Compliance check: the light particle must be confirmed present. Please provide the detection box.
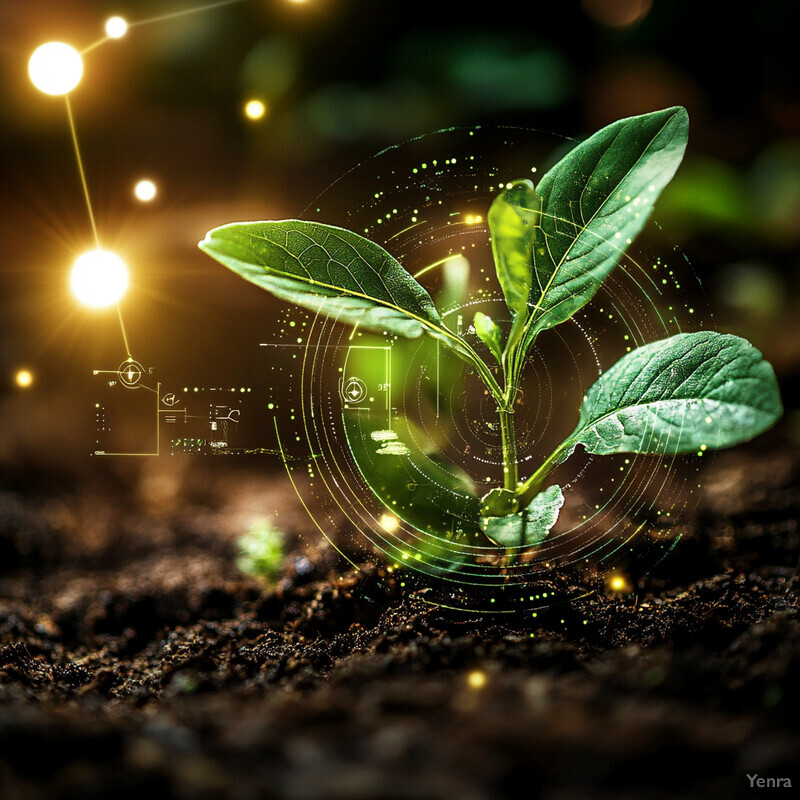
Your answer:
[71,250,128,308]
[134,179,157,202]
[105,17,128,39]
[244,99,267,120]
[467,670,487,690]
[15,370,33,388]
[29,42,83,96]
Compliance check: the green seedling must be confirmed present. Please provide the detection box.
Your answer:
[236,521,285,581]
[201,108,782,564]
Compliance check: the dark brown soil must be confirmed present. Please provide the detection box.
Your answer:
[1,438,798,800]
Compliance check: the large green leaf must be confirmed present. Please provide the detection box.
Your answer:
[488,179,538,349]
[199,221,496,388]
[200,220,442,337]
[520,107,689,353]
[568,331,782,456]
[481,484,564,549]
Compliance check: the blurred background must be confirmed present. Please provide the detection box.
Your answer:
[0,0,798,555]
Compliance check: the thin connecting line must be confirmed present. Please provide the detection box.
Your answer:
[81,0,245,54]
[116,304,133,360]
[66,97,134,359]
[67,0,247,365]
[129,0,244,28]
[81,37,109,55]
[65,95,100,248]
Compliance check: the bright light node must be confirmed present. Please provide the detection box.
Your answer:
[28,42,83,96]
[467,670,487,690]
[71,249,129,308]
[134,179,157,202]
[105,16,128,38]
[15,370,34,389]
[607,574,629,593]
[244,99,267,121]
[379,513,399,533]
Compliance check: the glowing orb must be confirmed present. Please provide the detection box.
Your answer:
[379,513,399,533]
[134,179,157,202]
[105,16,128,38]
[244,99,266,120]
[71,250,129,308]
[467,670,487,690]
[607,573,630,593]
[28,42,83,96]
[15,370,33,388]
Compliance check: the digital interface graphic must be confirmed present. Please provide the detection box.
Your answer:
[30,3,713,615]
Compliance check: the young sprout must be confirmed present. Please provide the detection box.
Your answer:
[201,108,782,569]
[236,521,285,582]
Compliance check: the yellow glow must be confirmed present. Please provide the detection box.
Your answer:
[134,179,157,202]
[29,42,83,96]
[244,99,267,120]
[607,574,629,593]
[15,370,33,388]
[379,513,399,533]
[71,250,129,308]
[105,17,128,38]
[464,214,483,224]
[467,670,487,690]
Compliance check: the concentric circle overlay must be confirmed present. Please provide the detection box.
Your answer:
[267,126,710,614]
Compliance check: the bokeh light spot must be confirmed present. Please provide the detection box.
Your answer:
[134,179,157,202]
[71,250,129,308]
[244,99,267,120]
[379,513,399,533]
[105,16,128,39]
[15,370,33,389]
[28,42,83,96]
[467,670,487,690]
[607,573,630,593]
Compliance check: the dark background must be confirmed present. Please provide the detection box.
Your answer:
[1,0,798,484]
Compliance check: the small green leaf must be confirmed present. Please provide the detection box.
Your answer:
[569,331,782,456]
[481,485,564,549]
[488,179,538,346]
[474,311,504,365]
[521,107,689,352]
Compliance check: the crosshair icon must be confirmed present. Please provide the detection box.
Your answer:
[117,360,144,387]
[342,377,368,404]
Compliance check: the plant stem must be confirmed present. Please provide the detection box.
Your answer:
[498,406,518,491]
[516,437,575,507]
